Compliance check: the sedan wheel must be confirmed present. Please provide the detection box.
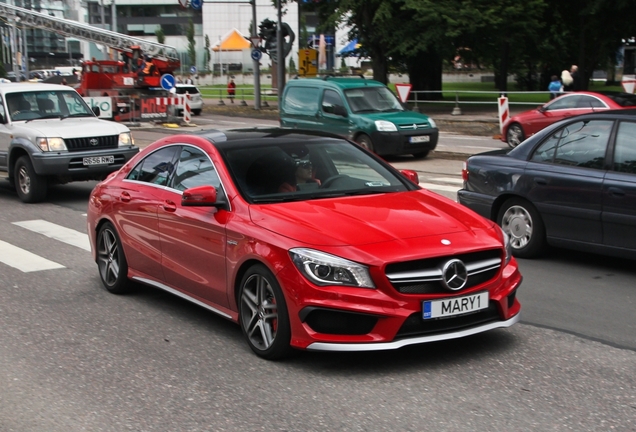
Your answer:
[497,198,546,258]
[97,222,131,294]
[506,123,525,148]
[239,265,291,360]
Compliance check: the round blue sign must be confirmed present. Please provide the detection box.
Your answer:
[190,66,197,74]
[160,73,176,90]
[251,49,262,61]
[190,0,202,10]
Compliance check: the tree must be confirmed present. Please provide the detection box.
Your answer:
[186,20,196,68]
[204,35,211,72]
[155,26,165,45]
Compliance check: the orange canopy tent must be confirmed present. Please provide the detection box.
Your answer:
[213,29,251,51]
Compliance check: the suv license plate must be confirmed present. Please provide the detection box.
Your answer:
[410,135,430,143]
[83,156,114,166]
[422,292,489,319]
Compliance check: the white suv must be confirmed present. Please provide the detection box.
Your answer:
[173,84,203,115]
[0,83,138,202]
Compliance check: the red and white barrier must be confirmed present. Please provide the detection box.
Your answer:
[498,96,509,134]
[183,92,191,124]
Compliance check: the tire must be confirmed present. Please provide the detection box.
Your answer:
[238,264,292,360]
[497,198,546,258]
[506,123,525,148]
[355,134,374,152]
[192,109,201,116]
[96,222,131,294]
[412,150,430,159]
[15,156,47,203]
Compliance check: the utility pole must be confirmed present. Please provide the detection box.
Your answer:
[251,0,260,110]
[276,0,284,104]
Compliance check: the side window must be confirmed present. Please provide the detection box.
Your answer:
[546,95,580,111]
[0,101,5,123]
[613,121,636,174]
[530,120,612,169]
[127,146,180,185]
[577,96,607,108]
[321,89,344,114]
[282,87,320,114]
[171,146,221,192]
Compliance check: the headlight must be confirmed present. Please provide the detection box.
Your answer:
[118,132,134,147]
[428,118,437,128]
[289,248,375,288]
[500,226,512,265]
[37,137,66,152]
[375,120,397,132]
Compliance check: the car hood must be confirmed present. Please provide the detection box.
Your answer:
[249,190,494,247]
[361,110,434,124]
[11,118,128,138]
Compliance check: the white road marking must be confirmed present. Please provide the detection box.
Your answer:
[13,220,91,251]
[419,183,460,192]
[426,177,464,185]
[0,240,65,272]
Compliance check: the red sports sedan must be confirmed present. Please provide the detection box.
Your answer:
[502,91,636,147]
[87,128,522,359]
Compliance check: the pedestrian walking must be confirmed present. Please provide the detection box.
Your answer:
[227,78,236,104]
[548,75,562,99]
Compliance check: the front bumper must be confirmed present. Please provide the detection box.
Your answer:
[31,146,139,178]
[370,128,439,156]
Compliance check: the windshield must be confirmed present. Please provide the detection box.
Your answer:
[221,137,415,204]
[5,90,94,122]
[344,86,404,113]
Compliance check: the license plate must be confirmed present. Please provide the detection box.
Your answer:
[83,156,114,166]
[422,292,489,319]
[410,135,430,143]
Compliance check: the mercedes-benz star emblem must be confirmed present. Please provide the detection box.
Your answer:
[441,259,468,291]
[89,138,99,146]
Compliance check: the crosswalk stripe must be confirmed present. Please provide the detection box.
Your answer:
[0,239,65,272]
[419,182,460,193]
[13,220,91,252]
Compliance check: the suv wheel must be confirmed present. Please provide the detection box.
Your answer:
[15,156,47,203]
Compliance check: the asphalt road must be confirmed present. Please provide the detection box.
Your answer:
[0,116,634,431]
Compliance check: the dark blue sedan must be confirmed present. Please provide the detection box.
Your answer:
[458,110,636,259]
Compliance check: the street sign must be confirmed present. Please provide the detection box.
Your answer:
[621,75,636,93]
[298,48,318,77]
[190,0,202,10]
[160,74,176,91]
[395,83,412,103]
[190,66,197,74]
[251,49,262,61]
[178,0,187,8]
[250,36,261,48]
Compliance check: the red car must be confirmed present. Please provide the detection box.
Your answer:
[87,129,522,359]
[502,91,636,147]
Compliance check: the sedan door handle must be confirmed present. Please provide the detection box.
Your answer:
[534,177,548,185]
[607,187,625,197]
[162,200,177,212]
[120,191,131,202]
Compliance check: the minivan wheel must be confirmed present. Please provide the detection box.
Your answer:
[356,134,374,152]
[412,150,429,159]
[15,156,47,203]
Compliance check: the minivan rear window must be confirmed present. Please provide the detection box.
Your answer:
[283,87,320,114]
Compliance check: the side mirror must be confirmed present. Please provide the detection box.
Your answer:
[182,185,222,208]
[92,106,101,116]
[538,105,546,113]
[0,113,5,124]
[400,169,419,185]
[333,105,348,117]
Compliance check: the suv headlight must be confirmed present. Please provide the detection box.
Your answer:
[290,248,375,288]
[37,137,66,152]
[375,120,397,132]
[118,132,134,147]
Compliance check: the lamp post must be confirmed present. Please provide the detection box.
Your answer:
[276,0,284,104]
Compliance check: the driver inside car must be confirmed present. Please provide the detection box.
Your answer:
[279,158,321,192]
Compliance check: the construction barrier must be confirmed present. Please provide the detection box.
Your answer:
[498,95,509,134]
[183,92,192,124]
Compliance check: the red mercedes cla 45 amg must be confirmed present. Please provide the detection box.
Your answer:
[87,128,521,359]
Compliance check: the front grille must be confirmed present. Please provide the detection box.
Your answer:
[398,122,431,130]
[396,301,500,338]
[385,249,502,294]
[66,135,119,152]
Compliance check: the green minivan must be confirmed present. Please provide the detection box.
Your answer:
[280,76,438,158]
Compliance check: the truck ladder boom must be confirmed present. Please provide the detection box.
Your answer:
[0,2,179,61]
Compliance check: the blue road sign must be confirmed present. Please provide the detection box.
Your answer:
[190,66,197,74]
[251,49,262,61]
[190,0,202,10]
[160,74,176,91]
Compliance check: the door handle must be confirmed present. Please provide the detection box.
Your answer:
[607,187,625,197]
[120,191,131,202]
[534,177,548,185]
[162,200,177,212]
